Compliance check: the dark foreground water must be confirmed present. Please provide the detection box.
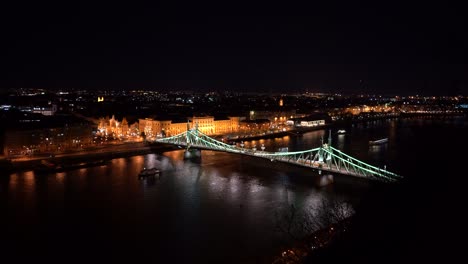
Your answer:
[1,117,467,263]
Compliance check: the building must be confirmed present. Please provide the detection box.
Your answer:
[249,110,298,123]
[215,116,240,134]
[299,120,325,127]
[2,114,94,157]
[239,119,271,133]
[97,115,140,139]
[286,114,329,127]
[138,116,240,138]
[189,116,214,134]
[138,118,172,138]
[16,103,57,116]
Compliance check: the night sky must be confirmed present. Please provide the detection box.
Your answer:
[1,1,466,94]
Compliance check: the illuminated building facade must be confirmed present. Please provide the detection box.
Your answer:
[189,116,214,134]
[97,115,138,138]
[138,116,240,138]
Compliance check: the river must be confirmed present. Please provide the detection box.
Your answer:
[1,117,467,263]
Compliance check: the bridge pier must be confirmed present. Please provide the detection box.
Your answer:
[184,148,201,160]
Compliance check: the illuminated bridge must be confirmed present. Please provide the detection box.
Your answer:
[155,126,402,182]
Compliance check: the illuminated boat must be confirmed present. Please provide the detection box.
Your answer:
[369,138,388,145]
[138,167,160,178]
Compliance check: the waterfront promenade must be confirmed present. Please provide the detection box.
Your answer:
[1,142,176,173]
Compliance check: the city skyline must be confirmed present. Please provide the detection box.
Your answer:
[1,2,467,263]
[1,2,466,95]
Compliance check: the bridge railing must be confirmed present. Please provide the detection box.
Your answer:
[156,128,402,181]
[327,147,402,179]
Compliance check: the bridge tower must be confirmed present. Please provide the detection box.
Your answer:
[319,130,334,185]
[155,125,402,181]
[184,121,201,160]
[325,129,333,166]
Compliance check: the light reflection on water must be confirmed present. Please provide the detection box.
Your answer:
[337,134,345,150]
[6,119,450,261]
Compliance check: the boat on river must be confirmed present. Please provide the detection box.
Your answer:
[369,138,388,145]
[138,167,160,178]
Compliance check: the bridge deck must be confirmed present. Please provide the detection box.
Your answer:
[154,128,402,182]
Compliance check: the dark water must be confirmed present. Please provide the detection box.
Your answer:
[1,117,467,262]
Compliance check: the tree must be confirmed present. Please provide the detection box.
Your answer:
[273,198,354,263]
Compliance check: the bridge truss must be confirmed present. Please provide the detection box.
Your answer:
[156,127,402,182]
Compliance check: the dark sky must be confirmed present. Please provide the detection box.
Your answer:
[1,1,466,94]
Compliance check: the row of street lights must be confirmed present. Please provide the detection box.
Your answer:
[236,142,266,152]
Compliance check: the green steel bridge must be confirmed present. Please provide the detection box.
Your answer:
[155,127,402,182]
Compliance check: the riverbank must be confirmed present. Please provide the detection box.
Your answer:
[2,142,177,174]
[226,124,332,143]
[226,115,401,143]
[332,111,466,126]
[270,218,351,263]
[3,114,465,175]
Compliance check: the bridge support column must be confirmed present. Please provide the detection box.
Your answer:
[318,174,334,187]
[184,149,201,160]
